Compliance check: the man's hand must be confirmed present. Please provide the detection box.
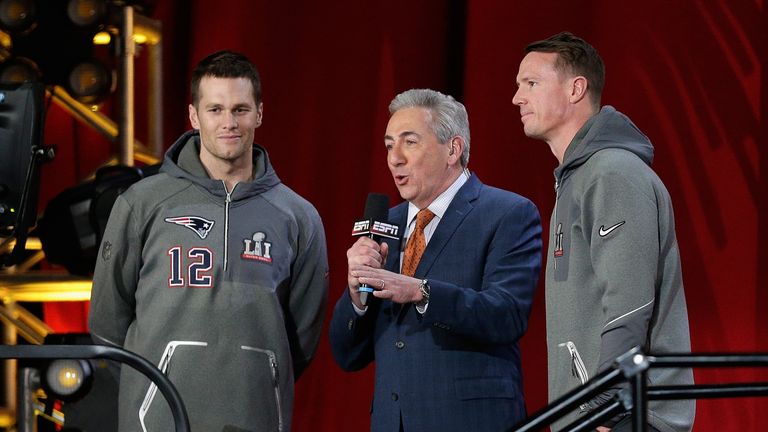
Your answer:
[351,267,423,305]
[346,237,389,308]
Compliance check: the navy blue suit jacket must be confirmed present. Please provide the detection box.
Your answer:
[330,175,542,432]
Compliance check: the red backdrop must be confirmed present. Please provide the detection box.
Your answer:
[37,1,767,430]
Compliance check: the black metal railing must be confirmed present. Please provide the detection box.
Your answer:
[0,344,190,432]
[513,347,768,432]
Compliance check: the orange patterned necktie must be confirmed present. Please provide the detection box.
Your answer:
[401,209,435,277]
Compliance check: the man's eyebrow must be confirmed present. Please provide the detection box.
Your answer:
[517,76,533,85]
[384,131,420,140]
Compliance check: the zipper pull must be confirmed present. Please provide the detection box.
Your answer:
[224,182,232,203]
[559,342,578,378]
[270,356,279,384]
[569,351,578,378]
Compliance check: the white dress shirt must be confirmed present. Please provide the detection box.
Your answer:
[354,169,470,315]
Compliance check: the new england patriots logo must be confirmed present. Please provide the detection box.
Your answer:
[164,216,215,239]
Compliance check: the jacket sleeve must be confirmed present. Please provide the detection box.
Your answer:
[419,197,543,345]
[88,194,141,348]
[328,288,380,371]
[583,171,659,411]
[286,208,329,379]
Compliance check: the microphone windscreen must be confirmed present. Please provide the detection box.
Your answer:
[363,193,389,221]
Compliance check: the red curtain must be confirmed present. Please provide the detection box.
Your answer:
[38,0,767,430]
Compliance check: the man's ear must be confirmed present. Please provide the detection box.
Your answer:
[570,76,588,104]
[188,104,200,129]
[255,102,264,127]
[449,136,464,164]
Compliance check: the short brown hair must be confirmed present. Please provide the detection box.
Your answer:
[190,50,262,107]
[525,32,605,108]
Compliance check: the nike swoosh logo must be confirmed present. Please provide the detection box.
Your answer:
[599,221,626,237]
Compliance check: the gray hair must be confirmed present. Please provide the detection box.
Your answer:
[388,89,470,167]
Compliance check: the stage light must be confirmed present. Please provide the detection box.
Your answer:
[67,0,106,27]
[0,55,39,82]
[0,0,111,104]
[68,58,113,104]
[0,28,11,54]
[0,82,46,253]
[92,30,110,45]
[0,0,37,34]
[13,334,120,431]
[43,359,93,402]
[38,164,159,275]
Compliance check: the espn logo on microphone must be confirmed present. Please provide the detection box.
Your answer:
[352,220,371,234]
[352,219,400,239]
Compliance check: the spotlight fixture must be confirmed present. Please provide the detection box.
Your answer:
[0,0,113,104]
[43,359,94,402]
[66,0,107,28]
[67,58,113,104]
[0,0,37,34]
[0,81,47,265]
[0,55,39,82]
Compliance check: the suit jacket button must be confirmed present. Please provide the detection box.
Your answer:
[347,318,354,330]
[391,392,399,401]
[395,340,405,349]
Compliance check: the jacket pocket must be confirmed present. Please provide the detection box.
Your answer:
[559,341,589,384]
[139,340,208,432]
[559,341,590,411]
[241,345,284,432]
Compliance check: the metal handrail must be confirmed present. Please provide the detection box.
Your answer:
[512,347,768,432]
[0,344,190,432]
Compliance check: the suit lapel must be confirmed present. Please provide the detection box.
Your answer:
[385,203,408,273]
[413,175,481,278]
[383,203,408,320]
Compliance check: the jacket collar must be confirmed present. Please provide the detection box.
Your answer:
[388,174,481,277]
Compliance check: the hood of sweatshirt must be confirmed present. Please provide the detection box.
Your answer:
[554,105,654,185]
[160,130,281,201]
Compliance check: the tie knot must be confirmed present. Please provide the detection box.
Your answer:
[415,209,435,230]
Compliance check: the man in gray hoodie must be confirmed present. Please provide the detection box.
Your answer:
[89,51,328,431]
[512,32,695,432]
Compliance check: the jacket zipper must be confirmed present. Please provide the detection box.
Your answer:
[561,341,589,384]
[241,346,284,432]
[559,341,590,411]
[223,181,237,271]
[553,178,560,270]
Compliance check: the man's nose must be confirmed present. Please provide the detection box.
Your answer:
[388,145,405,166]
[224,111,238,127]
[512,88,524,105]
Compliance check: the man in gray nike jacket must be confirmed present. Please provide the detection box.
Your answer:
[512,32,695,432]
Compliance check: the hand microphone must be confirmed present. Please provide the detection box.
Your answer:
[351,193,400,306]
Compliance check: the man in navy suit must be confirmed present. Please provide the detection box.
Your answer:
[329,88,543,431]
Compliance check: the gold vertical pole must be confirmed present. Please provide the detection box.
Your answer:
[2,303,18,421]
[119,5,136,166]
[148,42,164,158]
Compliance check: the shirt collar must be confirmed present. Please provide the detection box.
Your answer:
[406,169,470,226]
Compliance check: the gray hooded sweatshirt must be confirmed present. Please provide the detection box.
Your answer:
[546,106,694,431]
[89,131,328,431]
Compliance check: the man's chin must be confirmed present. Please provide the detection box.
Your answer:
[395,187,413,202]
[523,128,545,141]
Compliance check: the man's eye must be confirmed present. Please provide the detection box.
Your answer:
[406,140,417,145]
[529,81,538,87]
